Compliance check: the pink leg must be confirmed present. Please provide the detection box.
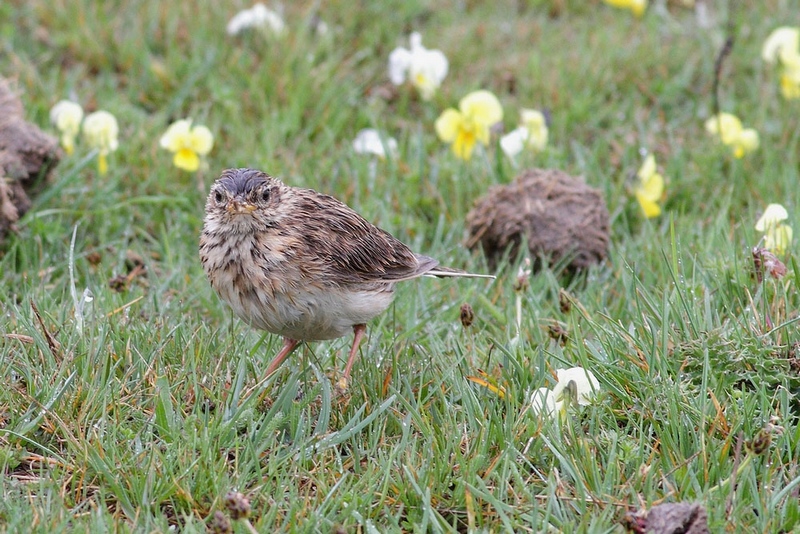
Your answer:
[343,324,367,381]
[265,338,300,377]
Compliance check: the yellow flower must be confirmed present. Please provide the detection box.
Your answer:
[765,226,793,255]
[602,0,647,17]
[520,109,549,152]
[779,56,800,100]
[704,113,759,158]
[634,154,664,218]
[762,27,800,100]
[83,110,119,175]
[159,119,214,172]
[756,204,793,255]
[435,90,503,160]
[49,100,84,155]
[762,27,800,65]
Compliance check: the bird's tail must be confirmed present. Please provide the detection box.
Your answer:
[426,266,495,279]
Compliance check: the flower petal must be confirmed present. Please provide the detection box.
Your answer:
[762,27,800,64]
[174,149,200,172]
[435,109,462,143]
[530,387,557,417]
[520,109,548,151]
[353,128,396,158]
[704,112,742,144]
[160,119,192,151]
[636,190,662,218]
[756,203,789,232]
[226,3,284,35]
[765,224,793,255]
[409,49,449,100]
[736,128,760,154]
[637,154,656,181]
[603,0,648,16]
[388,46,412,85]
[50,100,84,136]
[639,172,664,201]
[500,127,528,158]
[190,125,214,155]
[83,110,119,154]
[452,129,477,160]
[552,367,600,406]
[459,90,503,129]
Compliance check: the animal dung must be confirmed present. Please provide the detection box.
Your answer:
[465,168,610,273]
[0,78,61,243]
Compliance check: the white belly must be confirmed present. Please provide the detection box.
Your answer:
[212,268,395,341]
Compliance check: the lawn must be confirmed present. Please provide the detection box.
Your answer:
[2,0,800,532]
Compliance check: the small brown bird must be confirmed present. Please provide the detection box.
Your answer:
[200,168,492,383]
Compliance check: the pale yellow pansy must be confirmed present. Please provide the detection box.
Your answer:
[435,90,502,160]
[602,0,647,17]
[634,154,664,218]
[49,100,84,155]
[83,110,119,175]
[704,113,759,158]
[520,109,548,152]
[756,204,792,255]
[779,55,800,100]
[762,27,800,64]
[159,119,214,172]
[762,27,800,100]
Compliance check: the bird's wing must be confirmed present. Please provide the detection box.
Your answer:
[293,190,438,284]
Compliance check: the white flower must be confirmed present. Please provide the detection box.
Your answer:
[388,32,448,100]
[49,100,84,155]
[352,128,397,159]
[762,27,800,65]
[500,109,549,158]
[226,3,285,36]
[500,127,528,159]
[82,111,119,155]
[552,367,600,407]
[530,387,558,417]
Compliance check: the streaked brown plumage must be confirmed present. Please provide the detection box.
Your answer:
[199,168,492,383]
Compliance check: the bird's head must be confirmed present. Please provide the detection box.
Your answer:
[204,168,283,233]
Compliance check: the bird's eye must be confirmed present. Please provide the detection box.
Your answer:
[260,189,270,202]
[214,190,224,203]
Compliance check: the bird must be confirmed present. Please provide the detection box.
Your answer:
[199,168,493,385]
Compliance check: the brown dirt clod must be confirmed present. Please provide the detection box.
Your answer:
[465,168,610,273]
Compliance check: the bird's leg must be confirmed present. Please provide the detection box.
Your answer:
[342,324,367,382]
[265,337,300,377]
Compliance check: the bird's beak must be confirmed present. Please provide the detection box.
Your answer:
[226,200,257,214]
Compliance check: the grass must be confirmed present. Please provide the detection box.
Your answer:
[2,0,800,531]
